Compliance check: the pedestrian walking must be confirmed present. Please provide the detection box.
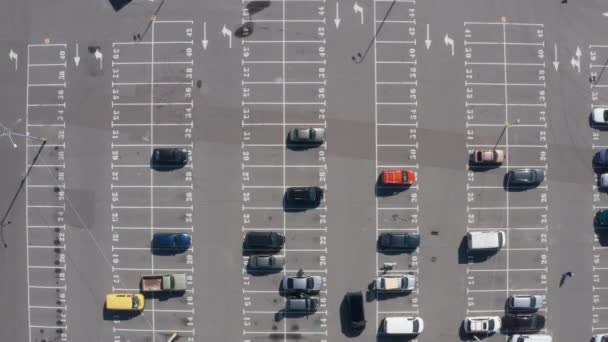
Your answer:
[563,271,573,278]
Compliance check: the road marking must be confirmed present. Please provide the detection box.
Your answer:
[466,102,545,107]
[29,285,66,289]
[465,61,545,66]
[111,122,193,127]
[468,206,547,210]
[112,101,193,107]
[28,83,66,87]
[243,331,327,335]
[243,101,326,105]
[243,164,326,168]
[468,268,548,272]
[111,205,193,210]
[377,310,420,314]
[377,227,419,231]
[112,61,193,65]
[465,82,546,87]
[111,143,193,147]
[377,206,419,210]
[245,40,326,43]
[467,288,547,293]
[113,41,194,46]
[112,267,194,272]
[465,41,544,46]
[376,40,416,44]
[467,144,548,148]
[113,328,195,333]
[112,225,193,231]
[243,60,326,64]
[29,305,67,310]
[111,184,193,189]
[466,122,546,128]
[242,227,327,231]
[464,21,543,26]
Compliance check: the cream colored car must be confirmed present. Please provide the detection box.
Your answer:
[373,274,416,291]
[472,149,505,164]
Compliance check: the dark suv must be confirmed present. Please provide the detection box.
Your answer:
[378,232,420,252]
[344,292,366,333]
[502,313,545,333]
[244,232,285,252]
[285,187,323,207]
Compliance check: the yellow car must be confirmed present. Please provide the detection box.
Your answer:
[106,293,145,311]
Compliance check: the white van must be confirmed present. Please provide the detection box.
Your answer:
[381,316,424,335]
[510,334,552,342]
[467,231,506,250]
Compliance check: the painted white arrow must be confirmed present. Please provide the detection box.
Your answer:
[8,49,18,71]
[570,46,581,73]
[94,48,103,70]
[222,25,232,49]
[74,43,80,67]
[552,43,559,71]
[353,2,363,25]
[425,24,431,50]
[202,22,209,50]
[444,34,454,56]
[334,2,341,29]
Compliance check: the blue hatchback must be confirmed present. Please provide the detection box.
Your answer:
[152,233,191,252]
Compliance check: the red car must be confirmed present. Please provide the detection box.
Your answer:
[381,169,416,185]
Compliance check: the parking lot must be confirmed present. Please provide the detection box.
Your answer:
[109,20,196,341]
[25,43,69,342]
[463,20,550,338]
[5,1,608,342]
[240,0,329,340]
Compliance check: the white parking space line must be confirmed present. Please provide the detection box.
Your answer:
[464,21,550,318]
[110,19,196,342]
[25,43,69,342]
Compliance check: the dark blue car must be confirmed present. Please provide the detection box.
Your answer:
[152,233,191,253]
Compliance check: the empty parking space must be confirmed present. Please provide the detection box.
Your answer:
[463,22,550,334]
[109,19,196,342]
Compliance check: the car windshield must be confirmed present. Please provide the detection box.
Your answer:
[412,320,419,332]
[487,320,494,330]
[514,170,531,181]
[529,296,536,307]
[604,110,608,121]
[287,278,294,288]
[267,257,275,265]
[306,277,314,288]
[309,129,316,139]
[476,151,483,160]
[402,278,408,288]
[132,296,140,309]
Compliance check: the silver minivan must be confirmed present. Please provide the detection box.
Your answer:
[285,297,319,312]
[509,334,552,342]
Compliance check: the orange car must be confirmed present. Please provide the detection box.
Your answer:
[381,169,416,185]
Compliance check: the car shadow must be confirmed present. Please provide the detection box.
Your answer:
[285,135,321,151]
[241,242,282,257]
[457,236,498,264]
[339,295,363,337]
[149,157,186,172]
[375,174,409,197]
[235,22,254,38]
[150,246,188,256]
[595,222,608,247]
[282,195,320,212]
[376,243,415,255]
[102,304,140,321]
[142,290,186,301]
[246,0,271,15]
[246,267,284,276]
[275,308,316,321]
[457,320,472,341]
[376,330,417,342]
[590,112,608,131]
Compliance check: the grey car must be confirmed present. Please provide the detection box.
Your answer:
[508,168,545,185]
[289,127,325,144]
[285,297,319,312]
[508,295,546,310]
[247,255,286,270]
[282,275,323,294]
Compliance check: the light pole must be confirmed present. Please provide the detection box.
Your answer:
[493,118,520,150]
[0,126,47,247]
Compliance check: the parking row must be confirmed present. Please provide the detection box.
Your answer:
[25,43,69,342]
[463,21,550,339]
[373,0,423,338]
[108,20,196,342]
[590,44,608,337]
[240,0,329,340]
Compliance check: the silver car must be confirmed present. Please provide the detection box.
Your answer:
[289,127,325,144]
[247,255,285,270]
[285,297,319,312]
[374,274,416,291]
[508,294,546,310]
[282,275,323,294]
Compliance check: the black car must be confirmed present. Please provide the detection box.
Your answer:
[502,313,545,333]
[378,232,420,251]
[152,148,188,168]
[508,168,545,186]
[345,292,366,332]
[244,232,285,252]
[285,187,323,207]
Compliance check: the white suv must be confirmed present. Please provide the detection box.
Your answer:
[463,316,501,333]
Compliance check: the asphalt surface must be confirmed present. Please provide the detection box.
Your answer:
[1,0,608,341]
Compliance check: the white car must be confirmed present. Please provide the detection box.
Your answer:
[593,334,608,342]
[508,294,546,310]
[382,316,424,335]
[374,274,416,291]
[593,107,608,125]
[463,316,501,333]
